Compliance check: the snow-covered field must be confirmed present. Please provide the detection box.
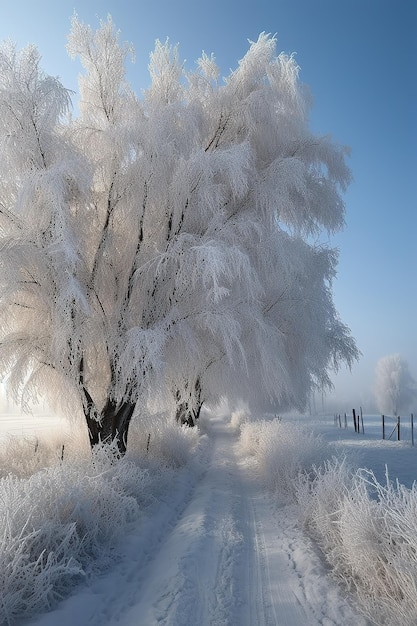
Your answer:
[0,405,416,625]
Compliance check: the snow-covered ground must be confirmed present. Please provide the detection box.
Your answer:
[305,411,417,490]
[1,406,416,625]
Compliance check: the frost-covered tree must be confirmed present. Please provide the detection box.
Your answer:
[0,16,358,451]
[374,354,416,416]
[168,228,359,424]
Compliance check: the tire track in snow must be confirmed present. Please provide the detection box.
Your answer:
[238,455,369,626]
[117,416,248,625]
[88,436,217,626]
[234,451,311,626]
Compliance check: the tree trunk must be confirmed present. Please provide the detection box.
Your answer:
[175,400,203,427]
[174,378,203,427]
[85,398,135,455]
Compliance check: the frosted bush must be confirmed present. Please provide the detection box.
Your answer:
[295,456,355,548]
[239,418,330,498]
[338,473,417,625]
[296,459,417,625]
[0,433,66,479]
[0,523,83,624]
[238,419,263,457]
[0,427,89,479]
[0,445,155,624]
[230,407,250,431]
[128,415,201,468]
[0,414,203,625]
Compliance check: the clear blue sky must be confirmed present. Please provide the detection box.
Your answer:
[2,0,416,409]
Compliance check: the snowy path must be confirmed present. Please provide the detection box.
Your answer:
[27,414,367,626]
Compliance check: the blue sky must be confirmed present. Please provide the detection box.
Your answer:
[1,0,416,408]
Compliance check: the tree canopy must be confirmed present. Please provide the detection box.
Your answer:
[374,355,416,416]
[0,16,358,451]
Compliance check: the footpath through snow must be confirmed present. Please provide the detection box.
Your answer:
[26,414,368,626]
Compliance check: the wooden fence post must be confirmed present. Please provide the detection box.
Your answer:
[352,408,357,433]
[344,413,347,428]
[382,414,385,440]
[397,415,400,441]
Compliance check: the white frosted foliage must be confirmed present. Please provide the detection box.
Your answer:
[0,17,358,446]
[374,354,416,416]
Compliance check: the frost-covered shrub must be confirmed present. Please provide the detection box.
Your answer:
[0,523,83,625]
[0,444,155,624]
[0,414,202,625]
[295,456,355,549]
[128,415,201,468]
[0,427,89,479]
[296,459,417,625]
[230,407,250,431]
[239,418,330,498]
[0,434,65,479]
